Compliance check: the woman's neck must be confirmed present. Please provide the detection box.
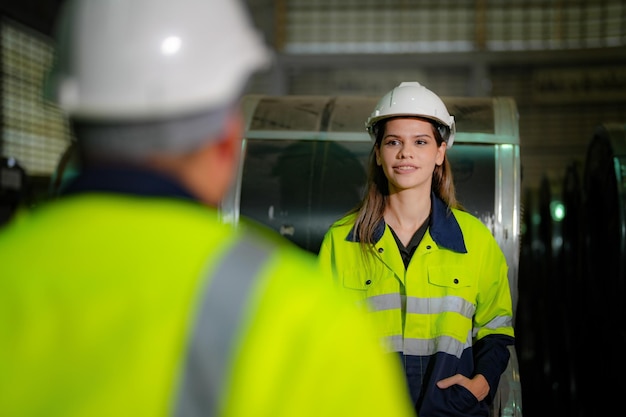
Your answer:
[384,188,431,239]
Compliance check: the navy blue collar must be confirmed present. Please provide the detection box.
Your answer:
[61,166,197,201]
[346,193,467,253]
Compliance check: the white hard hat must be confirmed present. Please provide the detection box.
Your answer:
[47,0,272,121]
[365,81,456,147]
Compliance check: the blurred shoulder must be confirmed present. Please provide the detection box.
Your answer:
[235,216,320,269]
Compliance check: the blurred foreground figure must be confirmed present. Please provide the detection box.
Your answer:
[0,1,415,416]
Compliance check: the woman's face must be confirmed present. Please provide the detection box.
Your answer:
[374,117,446,194]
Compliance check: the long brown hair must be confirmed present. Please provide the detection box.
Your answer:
[348,116,460,253]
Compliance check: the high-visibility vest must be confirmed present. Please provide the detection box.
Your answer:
[0,194,415,417]
[318,199,515,414]
[319,210,515,354]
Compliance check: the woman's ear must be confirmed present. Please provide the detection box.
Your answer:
[435,141,447,166]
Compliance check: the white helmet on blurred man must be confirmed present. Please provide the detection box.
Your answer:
[365,81,456,147]
[47,0,271,121]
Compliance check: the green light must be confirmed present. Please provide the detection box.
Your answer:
[550,201,565,222]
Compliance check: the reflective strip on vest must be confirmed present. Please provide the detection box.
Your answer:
[367,294,476,318]
[174,236,273,417]
[369,294,476,358]
[385,333,472,358]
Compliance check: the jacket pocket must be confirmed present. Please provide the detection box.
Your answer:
[427,265,479,304]
[427,265,474,288]
[340,269,377,291]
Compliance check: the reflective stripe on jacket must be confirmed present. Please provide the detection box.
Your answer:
[0,192,415,417]
[318,194,515,416]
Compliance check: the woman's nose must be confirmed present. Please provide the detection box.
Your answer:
[398,145,412,158]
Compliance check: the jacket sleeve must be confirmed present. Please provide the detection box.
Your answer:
[473,334,514,403]
[472,228,515,400]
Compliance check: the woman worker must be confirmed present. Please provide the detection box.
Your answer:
[318,81,515,417]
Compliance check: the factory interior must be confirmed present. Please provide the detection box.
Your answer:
[1,1,626,416]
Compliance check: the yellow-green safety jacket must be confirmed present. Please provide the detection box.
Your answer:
[0,168,415,417]
[319,194,515,416]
